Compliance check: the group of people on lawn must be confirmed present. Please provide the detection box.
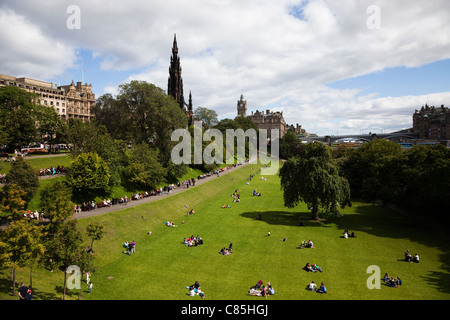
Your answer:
[219,243,233,255]
[248,280,276,298]
[122,240,136,255]
[187,281,205,298]
[405,249,419,263]
[298,240,315,249]
[307,281,327,294]
[184,235,203,247]
[384,273,402,287]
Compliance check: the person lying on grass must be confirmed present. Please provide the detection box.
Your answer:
[164,221,177,227]
[303,263,323,273]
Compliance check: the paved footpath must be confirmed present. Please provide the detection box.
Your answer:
[72,161,251,220]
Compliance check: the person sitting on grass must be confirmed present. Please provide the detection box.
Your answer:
[412,253,419,263]
[261,285,268,299]
[307,281,317,291]
[303,262,314,272]
[317,282,327,294]
[405,250,412,262]
[253,189,261,196]
[267,282,276,295]
[385,276,397,287]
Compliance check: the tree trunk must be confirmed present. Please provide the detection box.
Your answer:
[63,271,67,300]
[311,202,320,220]
[29,266,33,289]
[11,268,16,297]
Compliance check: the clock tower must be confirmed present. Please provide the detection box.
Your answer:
[237,93,247,117]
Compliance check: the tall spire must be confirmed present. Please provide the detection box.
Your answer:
[172,33,178,54]
[188,91,192,112]
[168,33,185,111]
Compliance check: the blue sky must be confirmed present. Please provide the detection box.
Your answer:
[327,59,450,99]
[1,0,450,136]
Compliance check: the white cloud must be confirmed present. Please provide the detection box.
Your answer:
[0,8,76,79]
[1,0,449,135]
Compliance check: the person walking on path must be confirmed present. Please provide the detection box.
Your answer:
[88,282,94,294]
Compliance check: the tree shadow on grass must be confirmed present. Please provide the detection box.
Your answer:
[0,277,14,298]
[240,210,331,227]
[327,203,450,295]
[0,277,62,300]
[241,203,450,295]
[420,270,450,296]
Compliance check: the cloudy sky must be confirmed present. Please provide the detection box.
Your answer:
[1,0,449,136]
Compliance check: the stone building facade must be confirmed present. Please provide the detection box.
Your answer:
[287,123,307,136]
[413,104,450,141]
[0,73,94,121]
[236,94,287,140]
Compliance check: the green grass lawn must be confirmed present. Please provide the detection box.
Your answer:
[1,162,450,300]
[0,154,71,174]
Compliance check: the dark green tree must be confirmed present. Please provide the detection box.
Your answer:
[279,130,302,160]
[0,86,39,151]
[46,219,85,300]
[5,157,39,203]
[341,139,402,198]
[122,142,167,189]
[194,106,219,128]
[0,219,45,296]
[39,179,75,233]
[279,142,351,220]
[0,184,27,221]
[66,152,111,198]
[106,81,188,161]
[67,118,127,187]
[400,144,450,221]
[85,223,105,252]
[35,104,66,153]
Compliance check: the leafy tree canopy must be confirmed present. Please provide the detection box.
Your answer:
[279,142,351,220]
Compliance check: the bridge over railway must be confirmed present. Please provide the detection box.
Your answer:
[303,132,420,144]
